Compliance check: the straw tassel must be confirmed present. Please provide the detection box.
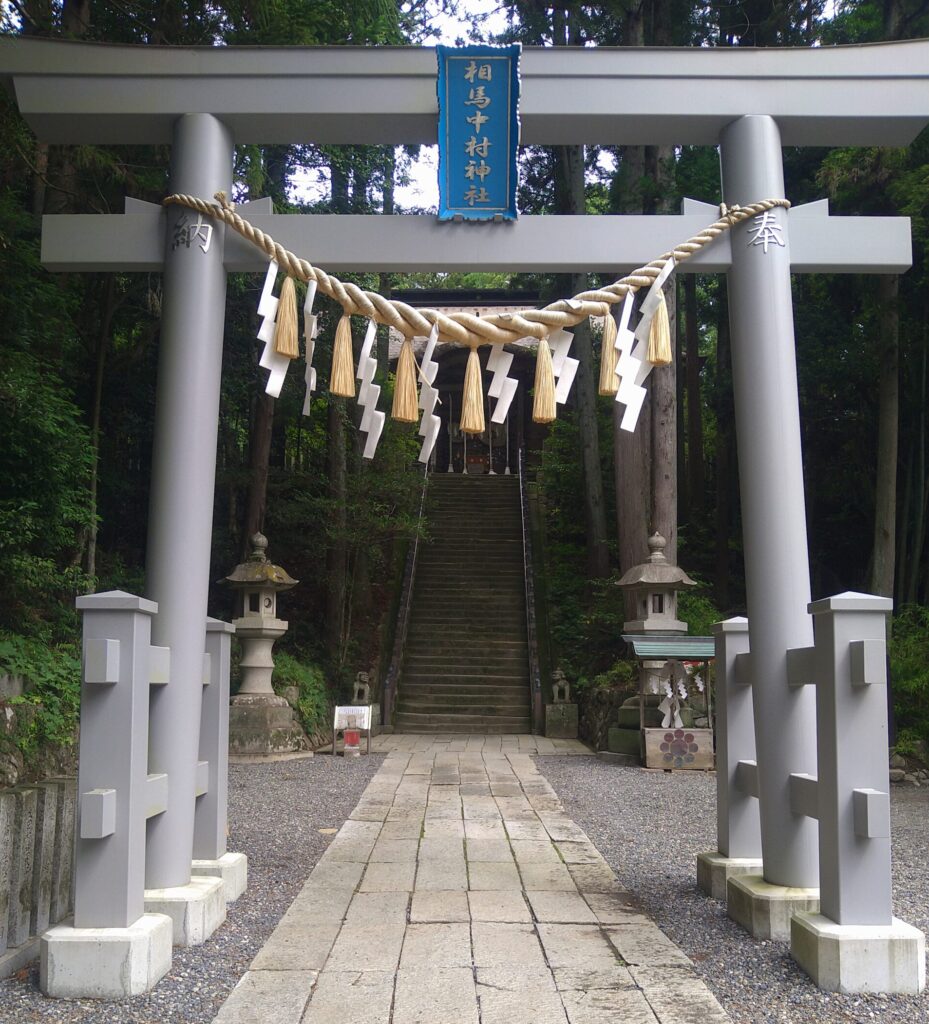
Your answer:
[597,309,619,396]
[392,337,420,423]
[273,276,300,359]
[533,335,557,424]
[460,345,485,435]
[330,314,356,397]
[647,288,673,366]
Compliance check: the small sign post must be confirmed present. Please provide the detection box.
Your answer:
[437,44,521,222]
[333,704,372,755]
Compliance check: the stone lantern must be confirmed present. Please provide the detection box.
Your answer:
[605,532,715,768]
[616,532,695,634]
[223,533,309,756]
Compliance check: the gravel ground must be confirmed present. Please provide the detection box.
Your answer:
[538,755,929,1024]
[1,753,382,1024]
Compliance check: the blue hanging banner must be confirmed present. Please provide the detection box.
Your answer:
[436,44,521,222]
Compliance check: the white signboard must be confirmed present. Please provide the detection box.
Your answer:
[333,705,372,731]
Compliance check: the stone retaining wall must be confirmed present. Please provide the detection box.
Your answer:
[0,777,76,977]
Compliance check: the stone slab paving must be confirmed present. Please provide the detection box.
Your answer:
[213,737,729,1024]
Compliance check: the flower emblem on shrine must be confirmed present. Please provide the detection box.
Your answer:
[659,729,700,768]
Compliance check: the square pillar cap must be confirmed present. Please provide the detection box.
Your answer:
[76,589,158,614]
[206,617,236,634]
[712,616,749,634]
[808,591,893,616]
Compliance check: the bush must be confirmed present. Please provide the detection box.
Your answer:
[273,651,331,736]
[0,631,81,770]
[890,605,929,747]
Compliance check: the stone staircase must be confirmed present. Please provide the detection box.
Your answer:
[395,473,532,734]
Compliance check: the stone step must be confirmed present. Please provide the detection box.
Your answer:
[394,712,532,734]
[400,693,530,709]
[401,667,528,684]
[404,647,528,662]
[407,623,527,637]
[398,468,530,729]
[405,650,527,666]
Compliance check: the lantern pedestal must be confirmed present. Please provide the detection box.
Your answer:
[229,693,309,757]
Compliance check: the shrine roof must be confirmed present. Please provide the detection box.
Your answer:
[622,635,716,660]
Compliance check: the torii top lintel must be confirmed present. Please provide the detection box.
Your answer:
[2,37,929,148]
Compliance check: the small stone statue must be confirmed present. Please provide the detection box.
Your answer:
[353,671,371,705]
[552,668,571,704]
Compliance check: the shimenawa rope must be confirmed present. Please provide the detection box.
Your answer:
[163,192,790,349]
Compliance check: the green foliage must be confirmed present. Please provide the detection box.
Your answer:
[575,658,637,698]
[890,606,929,745]
[273,651,330,736]
[0,348,94,641]
[0,631,81,761]
[677,587,722,637]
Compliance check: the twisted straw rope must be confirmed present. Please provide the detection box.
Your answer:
[163,192,790,347]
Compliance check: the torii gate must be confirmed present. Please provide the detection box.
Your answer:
[2,35,926,993]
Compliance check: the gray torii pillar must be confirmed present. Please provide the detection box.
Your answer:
[143,113,233,919]
[720,115,821,935]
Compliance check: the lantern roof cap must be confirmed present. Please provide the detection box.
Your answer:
[222,533,298,589]
[616,533,696,590]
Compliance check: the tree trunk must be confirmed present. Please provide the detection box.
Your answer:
[685,274,705,512]
[239,152,291,558]
[714,282,733,609]
[85,276,117,581]
[650,281,677,564]
[326,397,349,663]
[870,275,899,600]
[241,391,275,556]
[550,11,610,579]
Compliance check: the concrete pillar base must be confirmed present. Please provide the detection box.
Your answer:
[191,852,248,903]
[144,876,226,946]
[727,874,820,941]
[791,912,926,994]
[696,851,763,902]
[40,913,172,999]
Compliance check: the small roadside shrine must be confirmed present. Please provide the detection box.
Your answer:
[1,35,926,999]
[610,532,716,769]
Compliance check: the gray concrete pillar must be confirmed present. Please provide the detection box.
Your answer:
[719,114,819,888]
[145,113,233,888]
[809,593,894,925]
[713,618,761,859]
[74,591,157,929]
[193,619,234,861]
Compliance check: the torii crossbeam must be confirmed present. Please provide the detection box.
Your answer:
[2,37,927,988]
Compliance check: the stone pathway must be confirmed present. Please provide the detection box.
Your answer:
[213,737,729,1023]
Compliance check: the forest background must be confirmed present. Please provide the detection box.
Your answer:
[1,0,928,776]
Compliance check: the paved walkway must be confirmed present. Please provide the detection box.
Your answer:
[214,737,729,1024]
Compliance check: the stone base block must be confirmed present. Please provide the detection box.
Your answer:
[144,876,226,946]
[607,726,642,759]
[727,874,820,941]
[696,851,763,902]
[0,937,40,980]
[40,913,172,999]
[597,751,639,766]
[546,703,579,739]
[229,694,309,756]
[791,912,926,994]
[191,852,248,904]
